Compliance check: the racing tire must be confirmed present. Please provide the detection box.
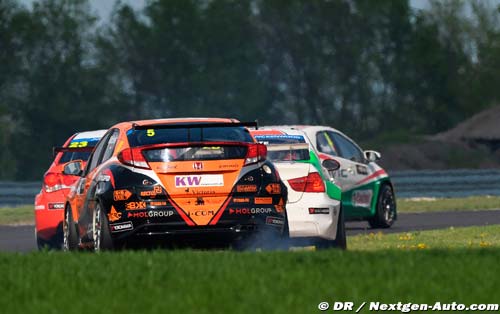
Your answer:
[368,184,396,229]
[93,203,114,252]
[316,207,347,250]
[63,206,79,251]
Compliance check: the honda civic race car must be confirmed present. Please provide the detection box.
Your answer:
[34,130,107,249]
[62,118,287,251]
[251,128,346,249]
[268,125,397,228]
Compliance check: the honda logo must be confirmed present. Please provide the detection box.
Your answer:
[193,162,203,170]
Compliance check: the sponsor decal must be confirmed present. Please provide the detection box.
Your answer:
[229,208,273,215]
[149,201,167,206]
[127,210,174,218]
[187,210,216,217]
[140,186,163,198]
[153,164,178,172]
[195,197,205,206]
[193,162,203,170]
[35,205,45,210]
[48,203,65,210]
[243,175,254,182]
[265,183,281,194]
[108,206,122,222]
[254,135,305,142]
[233,197,250,203]
[190,189,216,195]
[254,197,273,205]
[142,179,154,186]
[352,190,373,208]
[125,201,147,210]
[236,185,258,193]
[175,175,224,188]
[274,198,285,213]
[309,208,330,214]
[110,221,133,233]
[113,189,132,201]
[266,216,285,226]
[218,164,239,169]
[356,165,368,175]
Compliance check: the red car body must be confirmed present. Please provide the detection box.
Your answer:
[34,130,106,249]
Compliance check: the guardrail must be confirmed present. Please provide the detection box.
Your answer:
[0,182,40,207]
[390,169,500,198]
[0,169,499,206]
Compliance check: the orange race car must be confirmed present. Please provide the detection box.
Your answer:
[62,118,288,251]
[34,130,107,249]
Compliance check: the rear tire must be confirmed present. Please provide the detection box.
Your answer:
[63,206,79,251]
[368,184,396,229]
[93,203,113,252]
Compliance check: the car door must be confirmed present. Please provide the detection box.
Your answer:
[316,131,373,217]
[76,130,115,236]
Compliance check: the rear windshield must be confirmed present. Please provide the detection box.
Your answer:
[58,138,101,164]
[253,134,310,161]
[127,126,254,147]
[143,146,248,162]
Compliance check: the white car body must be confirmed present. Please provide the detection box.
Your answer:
[252,128,341,241]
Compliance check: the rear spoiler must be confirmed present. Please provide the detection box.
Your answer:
[265,143,310,151]
[53,146,94,157]
[132,121,259,130]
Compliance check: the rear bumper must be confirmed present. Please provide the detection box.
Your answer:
[34,191,66,241]
[286,195,340,240]
[109,220,284,248]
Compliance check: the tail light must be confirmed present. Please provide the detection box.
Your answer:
[44,172,77,193]
[245,143,267,165]
[288,172,325,193]
[118,148,150,169]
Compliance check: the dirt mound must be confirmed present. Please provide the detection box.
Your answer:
[378,140,500,171]
[433,105,500,142]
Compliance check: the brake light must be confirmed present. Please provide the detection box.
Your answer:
[44,173,63,193]
[287,172,325,193]
[118,148,150,169]
[245,143,267,165]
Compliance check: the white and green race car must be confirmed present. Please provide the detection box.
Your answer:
[273,125,397,228]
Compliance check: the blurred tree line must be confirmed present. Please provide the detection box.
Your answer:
[0,0,499,180]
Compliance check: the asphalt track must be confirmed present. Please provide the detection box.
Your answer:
[1,210,499,252]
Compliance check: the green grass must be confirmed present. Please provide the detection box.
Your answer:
[398,196,500,213]
[0,248,499,314]
[350,224,500,251]
[0,205,34,225]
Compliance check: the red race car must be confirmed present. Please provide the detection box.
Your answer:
[34,129,107,249]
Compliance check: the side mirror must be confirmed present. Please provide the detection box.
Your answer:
[63,160,83,176]
[322,159,340,171]
[364,150,381,162]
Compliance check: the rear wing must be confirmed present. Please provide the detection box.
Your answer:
[133,121,258,130]
[264,143,310,162]
[52,146,94,157]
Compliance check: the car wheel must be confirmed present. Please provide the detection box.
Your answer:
[316,207,347,250]
[63,206,79,251]
[368,184,396,229]
[92,203,113,252]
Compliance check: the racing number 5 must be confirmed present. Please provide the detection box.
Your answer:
[147,129,155,137]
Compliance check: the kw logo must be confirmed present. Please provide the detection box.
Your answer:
[176,176,201,187]
[174,175,224,188]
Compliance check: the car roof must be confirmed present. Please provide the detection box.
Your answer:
[251,127,311,142]
[112,117,240,130]
[263,124,356,143]
[72,129,108,141]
